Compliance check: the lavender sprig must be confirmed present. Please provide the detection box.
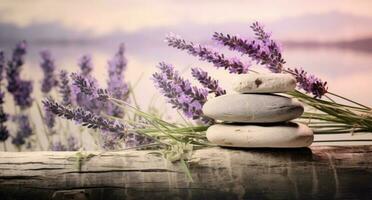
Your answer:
[6,41,33,109]
[250,22,271,41]
[71,72,109,102]
[0,92,8,141]
[165,33,250,74]
[78,55,93,77]
[213,32,285,73]
[40,50,58,94]
[50,141,66,151]
[12,115,33,146]
[13,80,33,109]
[59,70,72,106]
[191,68,226,97]
[42,98,126,135]
[6,41,27,93]
[0,51,8,141]
[51,136,79,151]
[70,72,107,114]
[153,62,211,123]
[44,107,55,129]
[106,43,129,117]
[286,68,328,98]
[67,136,79,151]
[0,51,5,82]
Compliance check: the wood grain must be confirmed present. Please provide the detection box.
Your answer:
[1,146,372,200]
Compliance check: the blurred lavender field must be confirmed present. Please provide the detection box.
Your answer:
[1,0,372,150]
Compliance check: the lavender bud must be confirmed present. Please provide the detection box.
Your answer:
[78,55,93,76]
[191,67,226,97]
[12,115,33,146]
[165,33,250,74]
[40,50,58,93]
[152,62,212,123]
[59,70,72,106]
[287,68,328,98]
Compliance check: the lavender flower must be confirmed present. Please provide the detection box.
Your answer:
[71,73,98,98]
[0,51,8,141]
[250,22,271,41]
[165,33,250,74]
[6,41,27,93]
[59,70,72,106]
[67,136,79,151]
[13,80,33,109]
[153,62,211,123]
[44,108,55,129]
[106,43,129,117]
[40,50,58,93]
[287,68,328,98]
[101,131,122,150]
[6,41,33,109]
[78,55,93,76]
[0,50,5,82]
[50,136,78,151]
[12,115,33,146]
[70,73,107,113]
[191,68,226,97]
[51,141,66,151]
[213,25,285,73]
[43,98,126,135]
[0,92,8,141]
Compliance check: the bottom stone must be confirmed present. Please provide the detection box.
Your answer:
[206,122,313,148]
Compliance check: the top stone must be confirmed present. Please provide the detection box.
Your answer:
[232,74,296,93]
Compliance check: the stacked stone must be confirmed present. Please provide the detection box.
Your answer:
[203,74,314,148]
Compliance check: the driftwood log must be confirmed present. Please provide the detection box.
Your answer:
[1,146,372,200]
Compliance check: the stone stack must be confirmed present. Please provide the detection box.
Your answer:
[203,74,313,148]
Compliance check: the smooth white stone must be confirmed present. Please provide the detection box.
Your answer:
[206,123,313,148]
[202,94,304,123]
[232,74,296,93]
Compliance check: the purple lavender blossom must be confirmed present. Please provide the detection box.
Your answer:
[71,73,98,97]
[67,136,79,151]
[286,68,328,98]
[44,107,55,129]
[0,50,5,81]
[59,70,72,106]
[213,25,285,73]
[0,51,8,141]
[6,41,33,109]
[13,80,33,109]
[0,92,8,141]
[124,132,154,149]
[191,68,226,97]
[12,115,33,146]
[101,131,122,150]
[106,43,129,117]
[165,33,250,74]
[70,73,107,114]
[6,41,27,93]
[250,22,272,41]
[43,98,126,135]
[51,141,67,151]
[152,62,211,123]
[50,136,79,151]
[40,50,58,93]
[78,55,93,76]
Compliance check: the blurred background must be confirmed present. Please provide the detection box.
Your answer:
[0,0,371,150]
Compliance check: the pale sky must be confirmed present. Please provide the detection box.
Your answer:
[1,0,372,35]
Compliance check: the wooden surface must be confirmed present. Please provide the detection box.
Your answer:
[1,146,372,200]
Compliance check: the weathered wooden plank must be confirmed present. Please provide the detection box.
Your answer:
[0,146,372,200]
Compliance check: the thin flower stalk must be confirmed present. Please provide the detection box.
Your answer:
[191,67,226,97]
[166,33,250,74]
